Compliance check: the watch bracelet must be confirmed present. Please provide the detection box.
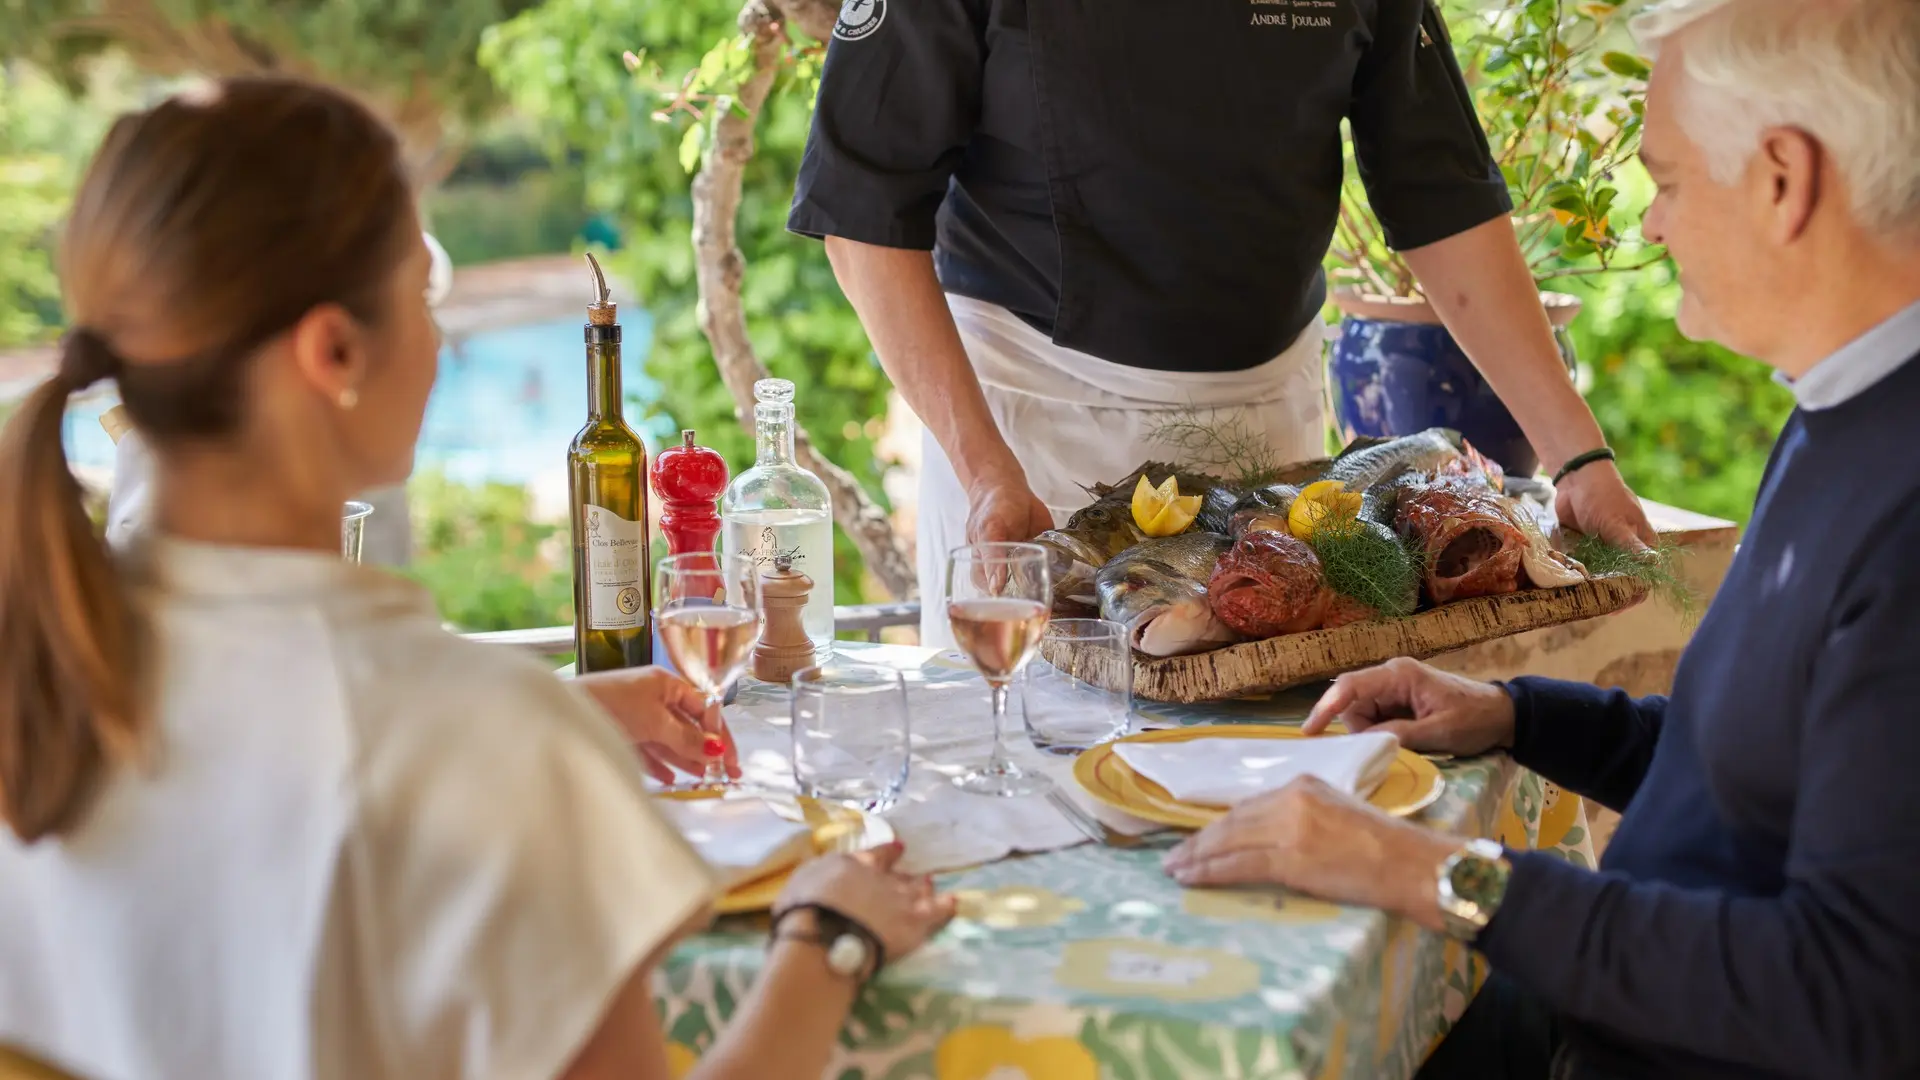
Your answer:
[769,901,887,980]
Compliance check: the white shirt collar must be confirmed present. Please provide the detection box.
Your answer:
[1774,298,1920,410]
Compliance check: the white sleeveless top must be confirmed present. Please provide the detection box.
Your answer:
[0,539,717,1080]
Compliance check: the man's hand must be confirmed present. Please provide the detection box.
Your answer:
[1303,657,1516,757]
[1554,460,1657,551]
[574,666,742,785]
[1160,776,1456,933]
[965,474,1055,546]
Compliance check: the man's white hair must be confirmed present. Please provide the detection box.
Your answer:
[1633,0,1920,233]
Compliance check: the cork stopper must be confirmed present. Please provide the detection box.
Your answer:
[584,252,617,327]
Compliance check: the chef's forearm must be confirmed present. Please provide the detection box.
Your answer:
[1401,217,1610,472]
[823,237,1024,492]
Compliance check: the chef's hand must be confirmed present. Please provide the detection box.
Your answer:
[777,842,958,963]
[1554,459,1656,551]
[966,473,1055,547]
[1302,657,1515,758]
[574,666,742,784]
[1160,776,1454,933]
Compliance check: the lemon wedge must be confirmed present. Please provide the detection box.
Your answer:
[1131,475,1203,537]
[1288,479,1363,539]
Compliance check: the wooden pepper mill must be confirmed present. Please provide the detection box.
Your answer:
[752,554,818,684]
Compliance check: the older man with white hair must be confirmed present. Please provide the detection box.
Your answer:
[1156,1,1920,1077]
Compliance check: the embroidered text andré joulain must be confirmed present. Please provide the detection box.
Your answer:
[1250,0,1334,29]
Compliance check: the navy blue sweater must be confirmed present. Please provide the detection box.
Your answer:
[1477,351,1920,1079]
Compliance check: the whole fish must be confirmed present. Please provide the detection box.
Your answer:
[1033,501,1146,611]
[1207,531,1332,638]
[1229,482,1300,518]
[1094,532,1238,657]
[1394,476,1527,602]
[1193,485,1241,535]
[1078,461,1235,515]
[1320,429,1464,492]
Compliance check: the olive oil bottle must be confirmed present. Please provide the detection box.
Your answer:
[568,253,651,671]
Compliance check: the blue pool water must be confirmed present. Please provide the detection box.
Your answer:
[62,314,668,486]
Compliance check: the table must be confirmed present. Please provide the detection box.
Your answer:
[655,643,1592,1080]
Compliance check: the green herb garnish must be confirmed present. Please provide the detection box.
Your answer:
[1570,534,1698,621]
[1309,517,1422,619]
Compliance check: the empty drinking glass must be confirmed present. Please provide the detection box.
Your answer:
[341,501,373,563]
[791,662,911,813]
[1023,619,1133,755]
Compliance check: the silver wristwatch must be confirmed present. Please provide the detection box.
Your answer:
[1436,838,1512,940]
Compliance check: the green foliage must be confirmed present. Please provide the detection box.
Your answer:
[0,0,540,130]
[1561,252,1794,525]
[0,60,130,347]
[1334,0,1655,296]
[424,168,593,264]
[480,0,895,605]
[400,469,573,632]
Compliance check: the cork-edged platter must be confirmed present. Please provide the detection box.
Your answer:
[1038,574,1649,704]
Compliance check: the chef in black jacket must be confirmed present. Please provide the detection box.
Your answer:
[790,0,1655,644]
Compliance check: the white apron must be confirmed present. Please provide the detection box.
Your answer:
[917,295,1329,648]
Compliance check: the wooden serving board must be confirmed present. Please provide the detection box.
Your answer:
[1039,575,1649,704]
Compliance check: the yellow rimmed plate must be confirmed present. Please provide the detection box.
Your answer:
[658,789,895,915]
[1073,725,1445,830]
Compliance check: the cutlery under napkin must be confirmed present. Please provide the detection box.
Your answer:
[657,797,817,890]
[1112,732,1401,808]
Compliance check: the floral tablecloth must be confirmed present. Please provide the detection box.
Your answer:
[655,643,1592,1080]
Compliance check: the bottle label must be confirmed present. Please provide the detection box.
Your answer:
[584,504,646,630]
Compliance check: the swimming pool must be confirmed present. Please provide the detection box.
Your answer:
[61,314,669,487]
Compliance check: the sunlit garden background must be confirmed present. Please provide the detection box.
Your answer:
[0,0,1794,636]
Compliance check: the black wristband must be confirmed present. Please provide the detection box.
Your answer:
[769,902,886,982]
[1551,447,1616,485]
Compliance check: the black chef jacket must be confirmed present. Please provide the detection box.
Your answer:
[788,0,1512,374]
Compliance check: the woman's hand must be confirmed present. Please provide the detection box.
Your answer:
[1303,657,1517,758]
[575,666,741,785]
[777,843,957,964]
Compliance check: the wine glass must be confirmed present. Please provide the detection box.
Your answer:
[654,552,762,788]
[945,542,1052,797]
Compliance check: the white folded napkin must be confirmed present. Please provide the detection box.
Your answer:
[657,797,817,889]
[1112,732,1401,808]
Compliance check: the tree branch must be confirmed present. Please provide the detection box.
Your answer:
[685,0,918,601]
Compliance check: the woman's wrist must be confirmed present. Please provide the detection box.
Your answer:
[763,936,862,1007]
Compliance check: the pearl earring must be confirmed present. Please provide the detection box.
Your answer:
[338,387,360,410]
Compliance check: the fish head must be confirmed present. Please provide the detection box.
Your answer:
[1061,503,1147,557]
[1095,559,1233,657]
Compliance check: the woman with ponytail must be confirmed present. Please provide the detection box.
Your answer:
[0,78,951,1080]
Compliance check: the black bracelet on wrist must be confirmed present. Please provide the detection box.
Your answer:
[1551,447,1616,486]
[768,902,886,983]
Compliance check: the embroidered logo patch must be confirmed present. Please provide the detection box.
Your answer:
[833,0,886,41]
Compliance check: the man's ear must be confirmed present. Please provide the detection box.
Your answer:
[1754,126,1823,244]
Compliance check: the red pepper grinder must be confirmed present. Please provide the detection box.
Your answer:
[649,429,739,712]
[650,429,728,556]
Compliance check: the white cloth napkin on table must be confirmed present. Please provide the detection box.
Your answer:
[1113,732,1401,808]
[656,797,816,890]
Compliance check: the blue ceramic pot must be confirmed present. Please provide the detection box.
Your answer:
[1326,293,1580,478]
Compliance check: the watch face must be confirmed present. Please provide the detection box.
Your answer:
[826,933,870,977]
[1450,848,1507,911]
